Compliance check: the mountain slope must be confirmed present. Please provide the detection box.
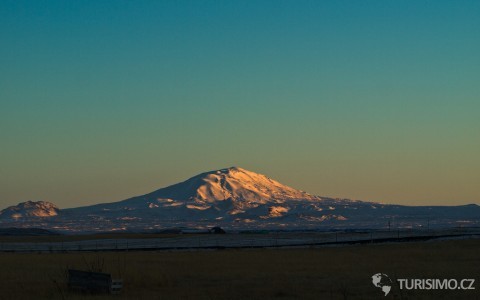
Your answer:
[71,167,320,213]
[150,166,318,204]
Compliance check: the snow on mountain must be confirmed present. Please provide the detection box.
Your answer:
[141,166,319,208]
[0,201,59,220]
[1,167,479,232]
[68,167,327,219]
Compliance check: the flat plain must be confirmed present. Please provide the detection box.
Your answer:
[0,238,479,299]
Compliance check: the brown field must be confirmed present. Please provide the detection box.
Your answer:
[0,233,183,243]
[0,239,479,300]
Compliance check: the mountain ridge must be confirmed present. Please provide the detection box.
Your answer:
[1,167,479,232]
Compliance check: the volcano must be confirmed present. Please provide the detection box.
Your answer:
[1,167,479,232]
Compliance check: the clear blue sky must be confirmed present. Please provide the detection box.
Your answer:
[1,0,479,208]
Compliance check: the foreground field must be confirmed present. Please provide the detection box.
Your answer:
[0,239,479,299]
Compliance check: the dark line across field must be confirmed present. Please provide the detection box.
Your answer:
[0,232,478,253]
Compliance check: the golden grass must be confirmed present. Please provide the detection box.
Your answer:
[0,239,479,299]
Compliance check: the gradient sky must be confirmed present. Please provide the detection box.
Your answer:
[1,1,479,208]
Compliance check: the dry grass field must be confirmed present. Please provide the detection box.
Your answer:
[0,239,479,299]
[0,233,183,243]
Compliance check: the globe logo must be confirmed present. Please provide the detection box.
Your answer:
[372,273,392,296]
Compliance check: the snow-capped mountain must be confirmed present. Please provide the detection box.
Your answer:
[76,166,319,213]
[0,201,59,220]
[1,167,479,232]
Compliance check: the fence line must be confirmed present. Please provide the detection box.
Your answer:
[0,228,479,253]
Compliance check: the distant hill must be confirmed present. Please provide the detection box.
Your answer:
[0,201,59,220]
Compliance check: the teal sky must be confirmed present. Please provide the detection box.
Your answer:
[1,1,479,208]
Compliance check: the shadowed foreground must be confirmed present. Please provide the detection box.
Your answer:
[0,239,479,299]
